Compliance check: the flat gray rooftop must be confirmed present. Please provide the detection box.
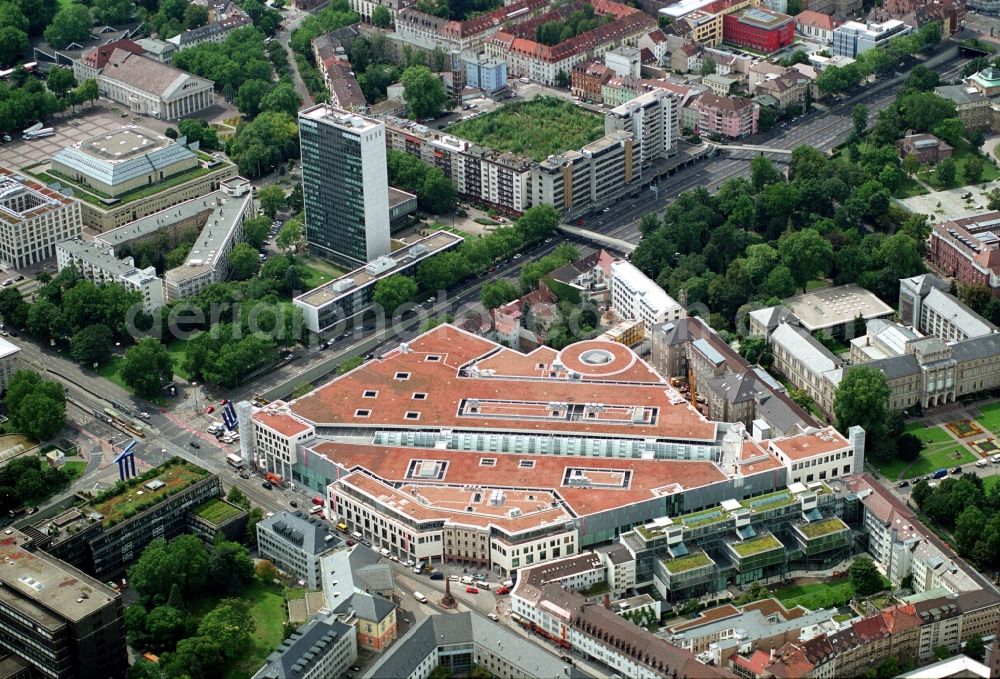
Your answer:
[79,127,168,162]
[0,529,119,624]
[782,284,894,331]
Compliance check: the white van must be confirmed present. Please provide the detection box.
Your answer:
[461,575,474,585]
[992,454,1000,464]
[414,592,428,603]
[351,531,363,541]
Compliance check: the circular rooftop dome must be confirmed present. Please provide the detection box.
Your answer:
[556,340,637,378]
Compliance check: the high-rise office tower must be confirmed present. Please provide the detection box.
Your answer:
[298,104,391,267]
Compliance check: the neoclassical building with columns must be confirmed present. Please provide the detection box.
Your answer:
[97,48,215,120]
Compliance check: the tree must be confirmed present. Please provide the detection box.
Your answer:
[421,168,457,214]
[906,64,940,92]
[965,633,985,661]
[257,185,286,218]
[276,219,302,252]
[852,104,868,138]
[834,366,891,458]
[235,79,272,117]
[43,4,93,50]
[373,274,417,314]
[179,118,219,149]
[936,157,956,186]
[260,82,302,118]
[129,535,209,599]
[0,2,29,33]
[988,187,1000,211]
[183,3,209,29]
[0,26,27,68]
[245,506,264,547]
[516,204,560,244]
[401,65,447,119]
[956,505,985,557]
[145,605,189,650]
[124,605,149,646]
[372,4,391,27]
[481,280,519,309]
[229,243,260,281]
[963,156,984,185]
[750,155,782,192]
[738,336,770,366]
[93,0,133,24]
[197,599,255,658]
[901,153,921,177]
[5,370,66,441]
[208,541,254,595]
[76,78,98,106]
[120,337,173,399]
[71,324,113,366]
[243,215,271,249]
[848,556,883,596]
[932,117,966,147]
[227,485,251,510]
[160,635,225,678]
[700,57,716,76]
[778,229,833,291]
[47,67,76,98]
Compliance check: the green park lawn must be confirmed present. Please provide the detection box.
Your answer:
[165,337,192,382]
[192,498,243,524]
[918,147,1000,190]
[984,475,1000,494]
[187,580,288,679]
[294,255,343,291]
[95,356,127,389]
[904,422,953,445]
[976,402,1000,432]
[893,175,927,198]
[904,445,977,479]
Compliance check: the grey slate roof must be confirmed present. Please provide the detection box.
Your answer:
[364,611,588,679]
[253,617,353,679]
[951,332,1000,362]
[770,322,841,374]
[923,287,997,339]
[749,305,797,333]
[754,392,804,436]
[333,591,395,622]
[102,49,213,100]
[853,354,920,381]
[354,563,394,593]
[900,273,949,298]
[707,371,761,405]
[259,511,341,556]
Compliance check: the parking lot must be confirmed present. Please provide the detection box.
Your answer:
[0,104,177,170]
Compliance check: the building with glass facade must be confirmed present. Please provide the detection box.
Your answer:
[298,104,391,267]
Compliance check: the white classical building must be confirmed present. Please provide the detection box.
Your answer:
[97,49,215,120]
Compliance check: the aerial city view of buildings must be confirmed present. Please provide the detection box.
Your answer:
[4,0,1000,677]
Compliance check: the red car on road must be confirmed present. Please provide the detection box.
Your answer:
[495,586,510,595]
[466,587,479,594]
[206,406,215,414]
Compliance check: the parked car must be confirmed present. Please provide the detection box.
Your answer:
[289,500,298,508]
[189,441,200,449]
[465,587,479,594]
[429,572,444,580]
[205,406,215,414]
[262,481,273,490]
[488,613,499,621]
[976,460,988,468]
[951,466,963,474]
[897,480,909,488]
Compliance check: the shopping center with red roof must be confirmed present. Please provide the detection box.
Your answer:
[245,324,858,577]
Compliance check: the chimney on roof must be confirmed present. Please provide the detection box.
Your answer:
[604,593,610,609]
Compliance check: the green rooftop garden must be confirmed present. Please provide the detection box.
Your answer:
[191,498,243,524]
[680,507,725,528]
[663,552,713,574]
[89,458,209,527]
[636,524,665,540]
[730,533,783,557]
[796,517,849,539]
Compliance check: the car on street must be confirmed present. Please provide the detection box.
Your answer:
[430,572,444,580]
[495,586,510,595]
[206,406,215,414]
[951,466,963,474]
[189,441,200,449]
[14,275,23,282]
[262,481,273,490]
[466,587,479,594]
[896,480,909,488]
[976,460,988,467]
[239,472,250,479]
[488,613,499,621]
[289,500,298,508]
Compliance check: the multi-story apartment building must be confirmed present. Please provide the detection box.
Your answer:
[394,0,548,53]
[0,168,82,269]
[252,616,357,679]
[693,93,759,139]
[657,0,761,48]
[56,239,164,312]
[530,131,642,217]
[257,511,342,589]
[0,530,128,679]
[166,4,251,50]
[605,87,678,167]
[24,458,235,580]
[723,7,794,53]
[928,213,1000,297]
[299,104,391,267]
[832,19,912,58]
[384,120,533,214]
[485,4,656,86]
[753,67,814,110]
[572,61,616,102]
[347,0,412,25]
